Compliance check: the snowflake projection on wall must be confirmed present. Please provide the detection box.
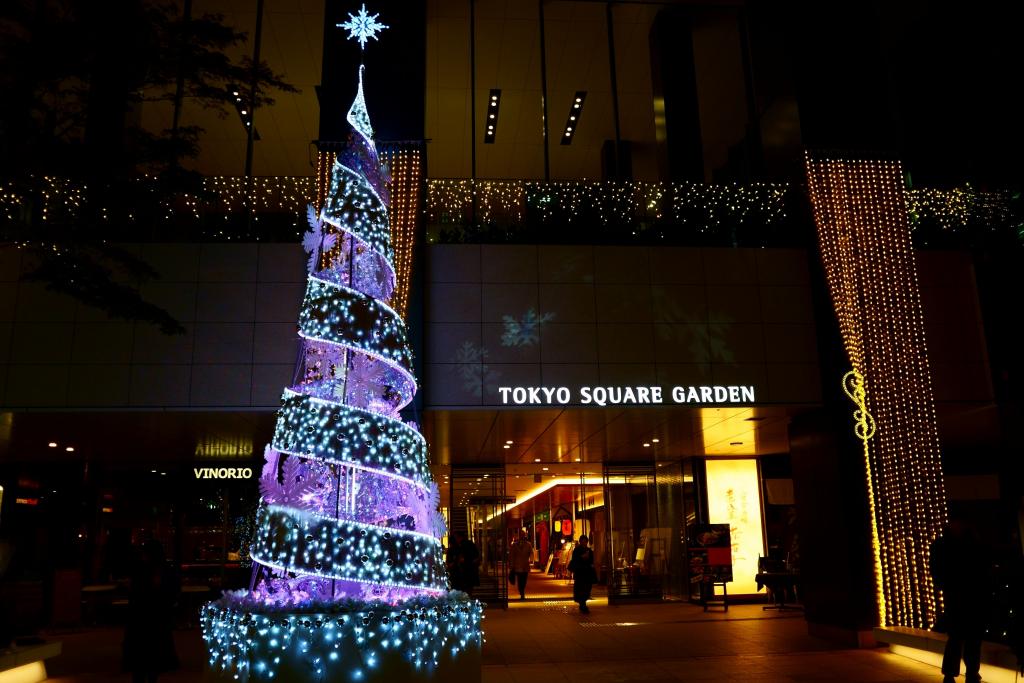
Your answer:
[501,309,555,347]
[337,3,389,50]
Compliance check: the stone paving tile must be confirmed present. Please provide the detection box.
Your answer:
[40,577,950,683]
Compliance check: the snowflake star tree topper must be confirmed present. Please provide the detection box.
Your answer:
[338,3,388,50]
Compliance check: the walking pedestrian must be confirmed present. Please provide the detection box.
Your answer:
[447,531,480,596]
[569,534,596,614]
[509,531,534,600]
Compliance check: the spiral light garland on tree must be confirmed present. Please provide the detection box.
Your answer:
[201,63,482,682]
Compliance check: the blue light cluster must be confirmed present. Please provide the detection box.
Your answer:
[321,163,393,265]
[271,391,428,481]
[202,594,482,681]
[346,64,377,138]
[297,278,413,375]
[250,505,447,592]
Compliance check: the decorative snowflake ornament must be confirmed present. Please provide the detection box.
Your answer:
[337,3,388,50]
[302,204,338,272]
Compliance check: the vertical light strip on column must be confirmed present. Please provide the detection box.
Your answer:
[842,368,885,624]
[805,153,947,629]
[386,147,422,318]
[319,145,420,319]
[315,149,338,212]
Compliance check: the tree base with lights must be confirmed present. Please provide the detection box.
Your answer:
[202,7,482,680]
[202,596,481,681]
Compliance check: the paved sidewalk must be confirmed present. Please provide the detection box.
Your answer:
[480,593,940,682]
[41,576,944,682]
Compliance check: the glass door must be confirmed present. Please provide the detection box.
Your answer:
[448,464,508,607]
[603,462,664,603]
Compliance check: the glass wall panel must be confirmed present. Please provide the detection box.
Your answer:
[603,463,664,602]
[655,460,694,600]
[448,465,508,607]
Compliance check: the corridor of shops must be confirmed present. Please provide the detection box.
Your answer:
[440,448,798,610]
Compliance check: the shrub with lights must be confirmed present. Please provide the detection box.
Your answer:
[201,15,482,678]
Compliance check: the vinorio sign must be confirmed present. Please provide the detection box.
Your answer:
[497,385,756,407]
[194,467,253,480]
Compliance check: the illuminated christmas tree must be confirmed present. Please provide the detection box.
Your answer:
[201,9,482,680]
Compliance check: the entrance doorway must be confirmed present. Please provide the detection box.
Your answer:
[604,463,668,602]
[439,455,778,608]
[500,464,606,604]
[448,465,508,606]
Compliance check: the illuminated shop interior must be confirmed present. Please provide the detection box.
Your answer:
[426,405,798,606]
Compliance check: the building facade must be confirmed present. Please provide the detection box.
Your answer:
[0,0,1020,647]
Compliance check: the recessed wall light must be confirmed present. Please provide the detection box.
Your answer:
[65,446,75,452]
[560,91,586,145]
[48,442,57,448]
[484,89,501,144]
[227,84,260,138]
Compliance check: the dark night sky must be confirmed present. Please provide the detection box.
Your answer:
[319,1,426,143]
[782,0,1024,187]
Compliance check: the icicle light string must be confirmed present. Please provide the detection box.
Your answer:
[2,176,1009,245]
[805,154,947,629]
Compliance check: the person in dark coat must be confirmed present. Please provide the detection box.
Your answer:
[569,534,596,614]
[123,539,179,683]
[447,531,480,596]
[930,518,990,683]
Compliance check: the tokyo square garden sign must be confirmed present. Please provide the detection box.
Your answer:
[497,385,756,407]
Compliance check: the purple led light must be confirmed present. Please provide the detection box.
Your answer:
[204,47,481,682]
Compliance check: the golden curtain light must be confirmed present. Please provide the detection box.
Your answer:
[805,153,947,629]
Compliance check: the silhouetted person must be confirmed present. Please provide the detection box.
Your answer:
[0,539,14,649]
[123,539,179,683]
[569,534,596,614]
[930,518,990,683]
[447,531,480,596]
[509,531,534,600]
